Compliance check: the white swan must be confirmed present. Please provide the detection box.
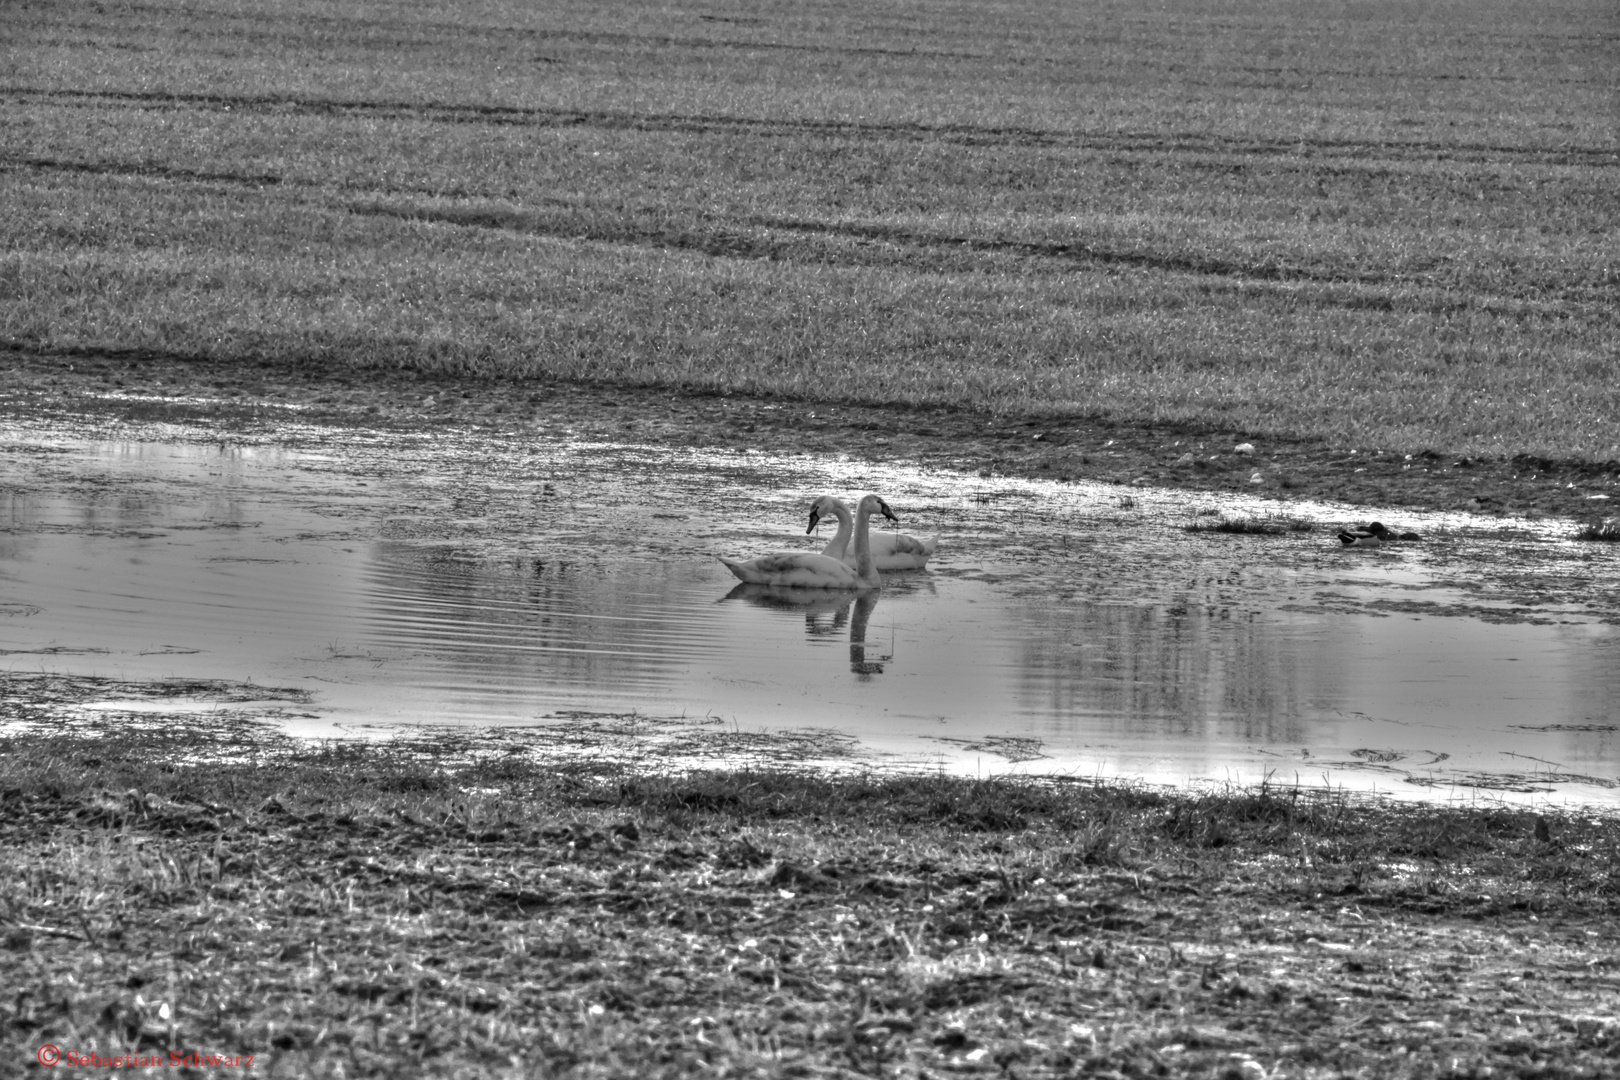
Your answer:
[809,495,938,571]
[719,494,897,589]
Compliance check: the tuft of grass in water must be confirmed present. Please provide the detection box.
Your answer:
[1183,513,1315,535]
[1573,517,1620,541]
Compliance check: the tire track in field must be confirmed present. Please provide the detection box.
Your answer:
[349,198,1397,288]
[50,1,990,62]
[347,200,1609,316]
[9,87,1617,168]
[1,155,284,189]
[6,151,1610,315]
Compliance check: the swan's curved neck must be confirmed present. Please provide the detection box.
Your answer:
[823,500,854,557]
[851,500,879,584]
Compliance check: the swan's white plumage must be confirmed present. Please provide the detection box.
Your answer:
[720,494,896,589]
[810,495,938,571]
[716,551,863,589]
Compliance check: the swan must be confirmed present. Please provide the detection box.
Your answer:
[719,494,898,589]
[808,495,938,571]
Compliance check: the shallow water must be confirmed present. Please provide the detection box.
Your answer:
[3,416,1618,805]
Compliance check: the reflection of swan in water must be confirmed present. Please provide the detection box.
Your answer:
[848,590,888,677]
[721,584,890,676]
[723,581,854,636]
[722,582,855,613]
[719,494,897,589]
[809,495,938,571]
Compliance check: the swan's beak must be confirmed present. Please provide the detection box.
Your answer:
[878,499,899,523]
[806,507,822,534]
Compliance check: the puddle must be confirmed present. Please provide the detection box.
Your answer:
[2,420,1618,806]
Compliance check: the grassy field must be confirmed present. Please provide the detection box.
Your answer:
[3,724,1619,1078]
[2,0,1617,459]
[6,8,1620,1074]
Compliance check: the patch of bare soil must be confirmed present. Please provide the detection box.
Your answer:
[5,348,1619,521]
[3,735,1620,1079]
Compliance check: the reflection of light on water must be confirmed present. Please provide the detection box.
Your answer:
[80,700,233,714]
[1,431,1618,807]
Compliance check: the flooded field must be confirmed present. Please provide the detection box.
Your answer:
[3,406,1618,805]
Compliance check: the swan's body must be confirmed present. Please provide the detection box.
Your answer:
[809,495,938,571]
[1338,522,1391,547]
[720,494,897,589]
[716,550,864,589]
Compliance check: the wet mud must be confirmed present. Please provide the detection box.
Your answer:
[6,348,1618,520]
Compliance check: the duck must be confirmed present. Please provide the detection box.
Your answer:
[720,494,898,589]
[808,494,939,571]
[1338,522,1392,547]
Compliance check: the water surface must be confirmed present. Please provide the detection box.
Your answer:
[3,420,1617,805]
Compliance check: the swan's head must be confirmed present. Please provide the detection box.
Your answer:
[859,494,900,524]
[806,494,838,535]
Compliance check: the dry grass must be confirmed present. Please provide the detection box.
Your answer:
[1,0,1617,461]
[1183,514,1316,536]
[3,730,1619,1077]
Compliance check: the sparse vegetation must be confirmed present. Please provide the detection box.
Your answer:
[2,0,1618,460]
[1574,517,1620,542]
[3,730,1619,1078]
[1184,513,1315,535]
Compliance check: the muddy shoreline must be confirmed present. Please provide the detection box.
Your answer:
[6,348,1618,523]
